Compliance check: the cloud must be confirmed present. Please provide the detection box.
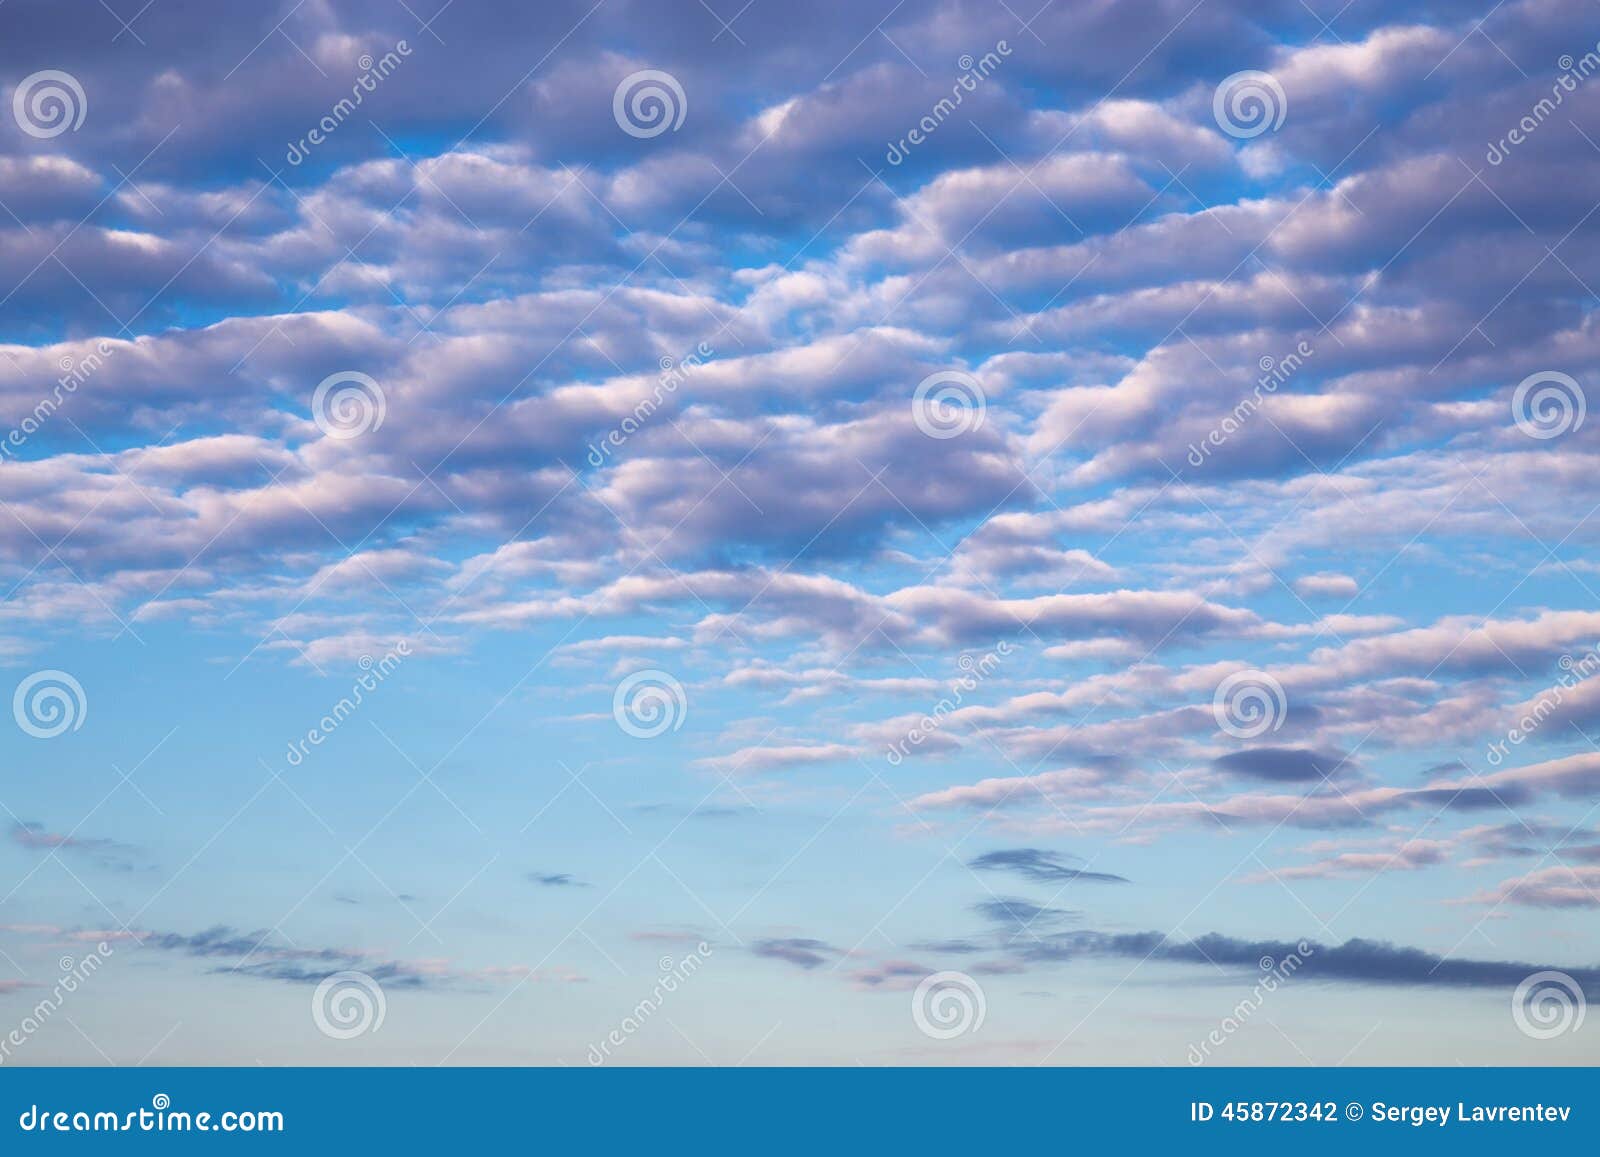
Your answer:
[907,938,988,955]
[136,925,575,989]
[1461,865,1600,909]
[1210,747,1349,784]
[528,873,589,888]
[629,929,712,945]
[1243,838,1452,883]
[843,959,936,990]
[1005,929,1600,996]
[1294,572,1360,599]
[968,848,1129,884]
[915,751,1600,836]
[3,0,1599,1063]
[697,743,857,775]
[972,897,1079,928]
[8,823,142,872]
[750,938,839,970]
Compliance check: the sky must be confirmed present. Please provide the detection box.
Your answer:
[0,0,1596,1066]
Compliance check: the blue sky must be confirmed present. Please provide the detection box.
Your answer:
[0,0,1597,1065]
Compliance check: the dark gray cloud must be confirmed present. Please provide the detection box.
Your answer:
[1010,929,1600,997]
[1210,747,1348,783]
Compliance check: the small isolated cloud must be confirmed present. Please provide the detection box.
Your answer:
[968,848,1128,884]
[629,928,710,945]
[1294,572,1359,599]
[9,822,142,872]
[972,896,1078,928]
[528,872,589,888]
[698,743,857,775]
[750,938,838,970]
